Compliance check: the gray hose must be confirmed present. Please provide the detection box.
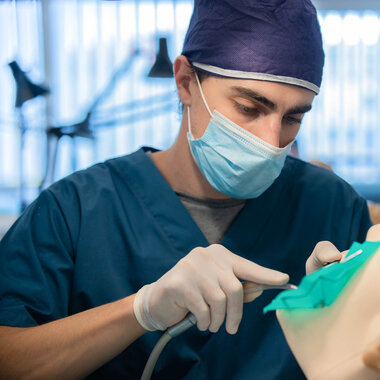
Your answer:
[140,314,197,380]
[140,331,172,380]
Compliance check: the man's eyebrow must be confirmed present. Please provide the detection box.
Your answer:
[231,86,277,110]
[286,104,312,115]
[231,86,313,115]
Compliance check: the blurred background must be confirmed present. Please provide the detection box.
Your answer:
[1,0,380,237]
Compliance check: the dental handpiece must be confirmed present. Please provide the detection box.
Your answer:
[168,283,298,337]
[141,283,298,380]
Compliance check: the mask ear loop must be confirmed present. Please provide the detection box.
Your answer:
[194,71,213,118]
[187,71,213,139]
[187,106,194,138]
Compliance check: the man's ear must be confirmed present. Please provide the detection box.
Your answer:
[174,55,193,106]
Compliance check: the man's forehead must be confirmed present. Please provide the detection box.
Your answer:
[210,77,315,112]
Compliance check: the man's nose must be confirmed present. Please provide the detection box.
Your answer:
[253,116,283,148]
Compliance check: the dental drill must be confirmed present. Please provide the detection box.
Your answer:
[140,283,297,380]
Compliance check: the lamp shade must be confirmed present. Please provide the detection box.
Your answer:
[8,61,49,108]
[148,38,173,78]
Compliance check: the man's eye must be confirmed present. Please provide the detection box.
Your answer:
[234,102,259,116]
[285,116,302,125]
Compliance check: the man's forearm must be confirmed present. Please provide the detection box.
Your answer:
[0,294,146,380]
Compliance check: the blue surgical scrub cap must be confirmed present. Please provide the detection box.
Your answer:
[182,0,325,94]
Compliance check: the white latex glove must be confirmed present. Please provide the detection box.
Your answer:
[305,241,345,275]
[133,244,289,335]
[306,225,380,275]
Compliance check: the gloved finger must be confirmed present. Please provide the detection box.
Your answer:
[244,290,263,303]
[231,253,289,285]
[305,241,342,274]
[203,286,227,333]
[339,249,349,262]
[243,282,263,303]
[313,241,342,263]
[185,292,211,331]
[363,342,380,372]
[366,224,380,242]
[220,276,244,334]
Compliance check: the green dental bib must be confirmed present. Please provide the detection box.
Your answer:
[264,241,380,313]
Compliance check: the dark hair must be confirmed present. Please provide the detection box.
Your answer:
[193,69,211,83]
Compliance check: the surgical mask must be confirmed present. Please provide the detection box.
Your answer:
[186,73,293,199]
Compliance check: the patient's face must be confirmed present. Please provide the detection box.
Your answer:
[366,224,380,242]
[276,224,380,380]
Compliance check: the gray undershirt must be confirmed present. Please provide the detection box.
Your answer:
[176,191,246,244]
[145,151,246,244]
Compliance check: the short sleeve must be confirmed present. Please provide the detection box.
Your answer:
[0,189,75,327]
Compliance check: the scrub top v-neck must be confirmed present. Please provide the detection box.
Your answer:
[0,147,371,379]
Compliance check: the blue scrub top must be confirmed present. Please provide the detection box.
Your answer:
[0,147,371,379]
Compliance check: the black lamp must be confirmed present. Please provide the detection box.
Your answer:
[148,37,173,78]
[8,61,49,108]
[39,112,94,191]
[8,61,50,211]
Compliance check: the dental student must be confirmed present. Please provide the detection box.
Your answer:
[0,1,371,379]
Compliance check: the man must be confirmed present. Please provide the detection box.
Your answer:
[0,1,371,379]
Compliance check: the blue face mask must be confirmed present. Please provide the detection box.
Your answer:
[187,74,293,199]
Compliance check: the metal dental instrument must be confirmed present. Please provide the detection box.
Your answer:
[250,283,298,291]
[140,283,297,380]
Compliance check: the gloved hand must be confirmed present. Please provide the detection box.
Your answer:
[133,244,289,334]
[305,225,380,275]
[305,241,345,275]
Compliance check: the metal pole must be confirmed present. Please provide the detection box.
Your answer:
[40,0,52,124]
[18,108,27,211]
